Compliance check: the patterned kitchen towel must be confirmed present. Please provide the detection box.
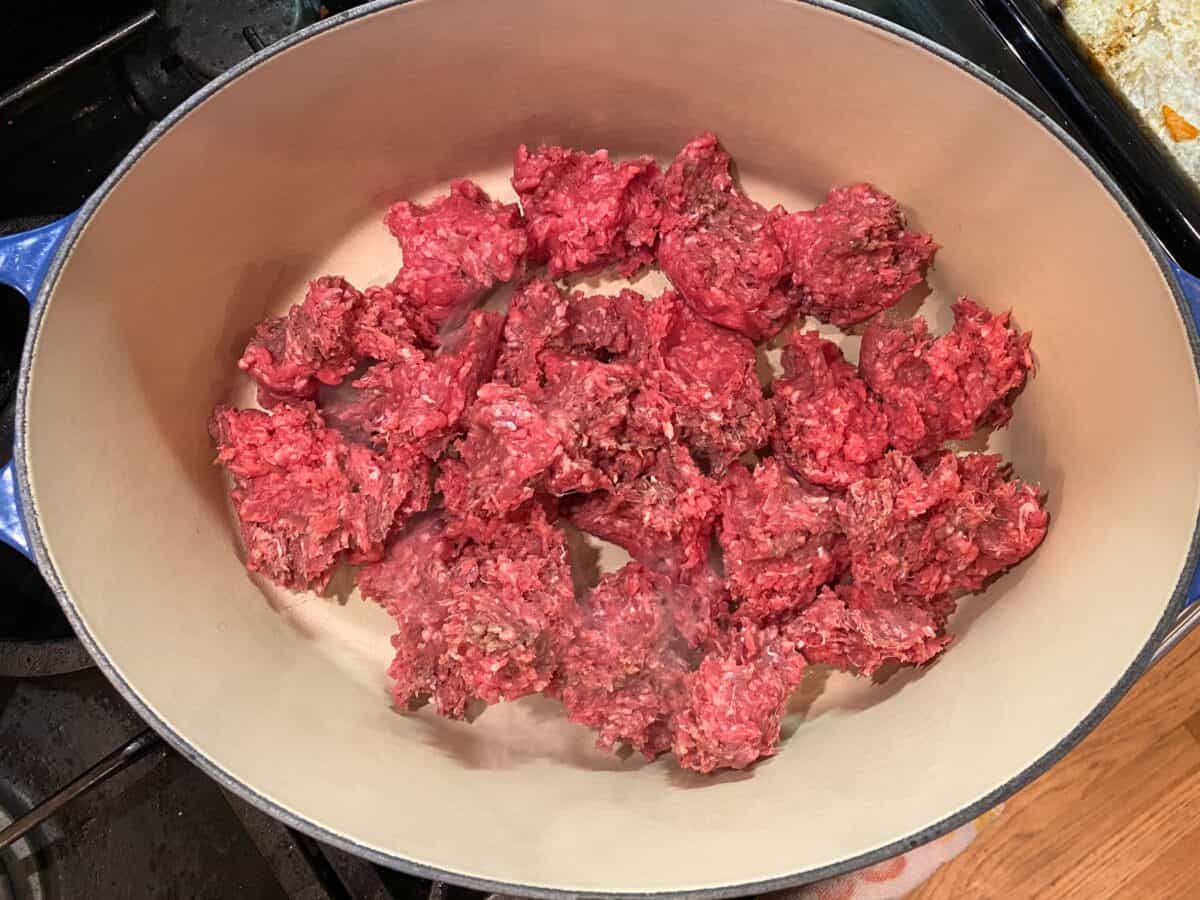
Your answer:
[760,804,1004,900]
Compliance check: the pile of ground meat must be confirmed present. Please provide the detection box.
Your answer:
[211,132,1048,773]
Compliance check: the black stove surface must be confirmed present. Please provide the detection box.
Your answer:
[0,3,1187,898]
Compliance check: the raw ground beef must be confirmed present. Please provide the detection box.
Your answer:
[838,450,1048,607]
[564,445,721,578]
[357,505,576,719]
[238,276,362,407]
[860,298,1033,456]
[773,183,938,327]
[443,352,672,527]
[210,403,430,591]
[495,278,657,390]
[213,132,1050,773]
[719,459,847,625]
[438,383,569,522]
[558,562,725,758]
[385,179,527,337]
[771,330,889,489]
[352,284,434,361]
[513,145,662,278]
[324,310,502,456]
[784,584,950,675]
[648,292,773,475]
[672,623,806,773]
[657,132,796,341]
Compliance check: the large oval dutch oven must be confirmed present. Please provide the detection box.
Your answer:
[2,0,1200,895]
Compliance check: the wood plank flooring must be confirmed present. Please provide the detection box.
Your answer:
[912,625,1200,899]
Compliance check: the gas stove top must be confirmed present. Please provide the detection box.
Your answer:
[1,3,1197,898]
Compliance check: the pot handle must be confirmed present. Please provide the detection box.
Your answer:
[0,215,77,558]
[1171,261,1200,608]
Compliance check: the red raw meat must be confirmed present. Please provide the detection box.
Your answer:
[238,276,362,406]
[356,505,576,719]
[438,382,570,522]
[773,183,938,327]
[513,144,662,277]
[860,299,1033,456]
[495,278,657,391]
[564,445,720,578]
[443,351,673,526]
[385,180,527,336]
[210,403,430,591]
[838,450,1048,606]
[657,132,796,341]
[325,310,502,456]
[352,285,434,361]
[672,623,806,773]
[649,292,773,475]
[558,563,725,758]
[719,459,847,624]
[771,330,889,489]
[537,352,670,486]
[212,137,1053,775]
[784,584,950,675]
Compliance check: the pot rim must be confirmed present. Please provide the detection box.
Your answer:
[14,0,1199,895]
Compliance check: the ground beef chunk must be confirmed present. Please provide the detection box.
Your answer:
[838,450,1049,607]
[238,276,362,406]
[671,624,806,773]
[384,180,527,336]
[657,132,795,341]
[352,285,434,361]
[784,584,949,675]
[771,330,889,489]
[440,383,565,520]
[564,445,720,578]
[860,299,1033,456]
[537,353,670,484]
[356,505,575,719]
[325,310,502,456]
[443,352,673,525]
[495,278,657,390]
[719,459,846,624]
[558,563,725,758]
[649,292,773,475]
[512,144,662,278]
[210,403,430,591]
[773,183,938,327]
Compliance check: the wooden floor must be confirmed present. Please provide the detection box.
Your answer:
[912,624,1200,899]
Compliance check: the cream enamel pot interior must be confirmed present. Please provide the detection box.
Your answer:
[3,0,1200,895]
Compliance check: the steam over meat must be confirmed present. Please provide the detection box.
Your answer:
[357,506,575,719]
[860,299,1033,456]
[773,183,938,327]
[238,276,362,407]
[657,133,796,340]
[210,403,430,591]
[385,180,527,336]
[325,310,502,456]
[672,625,806,773]
[559,563,725,757]
[513,145,662,277]
[838,451,1048,607]
[772,330,889,489]
[719,459,847,624]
